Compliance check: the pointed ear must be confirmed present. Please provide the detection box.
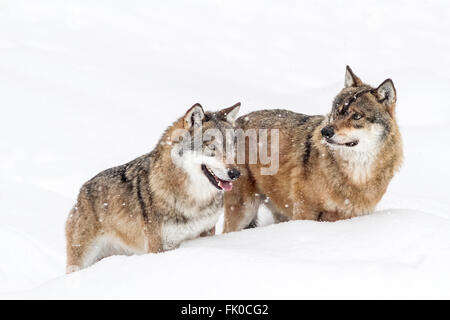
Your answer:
[345,65,363,87]
[219,102,241,125]
[375,79,396,107]
[184,103,205,129]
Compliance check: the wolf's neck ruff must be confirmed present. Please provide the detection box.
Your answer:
[326,122,385,185]
[335,146,379,185]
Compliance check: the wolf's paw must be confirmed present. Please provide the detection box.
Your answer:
[318,212,340,222]
[200,227,216,237]
[66,264,81,274]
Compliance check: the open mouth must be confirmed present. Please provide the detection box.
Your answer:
[201,164,233,191]
[325,138,359,147]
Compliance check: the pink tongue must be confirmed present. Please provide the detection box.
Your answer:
[218,180,233,191]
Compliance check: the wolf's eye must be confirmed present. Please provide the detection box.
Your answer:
[352,113,362,120]
[208,144,216,151]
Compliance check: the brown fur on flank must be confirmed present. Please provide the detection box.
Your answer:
[223,67,403,232]
[66,102,240,273]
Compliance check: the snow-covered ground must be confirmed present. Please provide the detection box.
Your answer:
[1,0,450,299]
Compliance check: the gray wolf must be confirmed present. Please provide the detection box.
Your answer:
[66,102,241,273]
[223,66,402,232]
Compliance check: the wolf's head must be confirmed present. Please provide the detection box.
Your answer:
[321,66,397,155]
[170,103,241,195]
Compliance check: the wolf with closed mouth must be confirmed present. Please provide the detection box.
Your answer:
[223,67,403,232]
[66,102,241,273]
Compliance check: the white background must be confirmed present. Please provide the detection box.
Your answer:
[1,0,450,298]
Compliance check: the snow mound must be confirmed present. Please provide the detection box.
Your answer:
[9,209,450,299]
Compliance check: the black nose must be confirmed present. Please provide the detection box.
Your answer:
[321,126,335,138]
[228,168,241,180]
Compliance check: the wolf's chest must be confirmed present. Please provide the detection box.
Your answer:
[161,209,220,250]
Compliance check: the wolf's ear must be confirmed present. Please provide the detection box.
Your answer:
[184,103,205,129]
[345,66,363,87]
[375,79,396,108]
[219,102,241,125]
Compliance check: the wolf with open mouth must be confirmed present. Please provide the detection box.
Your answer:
[223,67,403,232]
[65,102,240,273]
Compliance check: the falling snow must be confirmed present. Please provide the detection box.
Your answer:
[1,0,450,299]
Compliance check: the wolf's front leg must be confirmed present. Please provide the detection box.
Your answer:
[223,168,261,233]
[145,221,163,253]
[289,203,321,221]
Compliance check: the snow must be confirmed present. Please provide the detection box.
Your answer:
[1,0,450,299]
